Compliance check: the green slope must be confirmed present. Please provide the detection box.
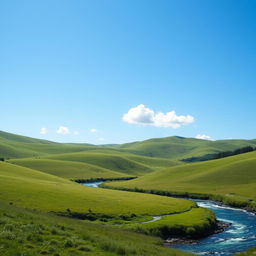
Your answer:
[1,130,256,164]
[62,149,180,169]
[8,158,131,180]
[0,202,192,256]
[115,136,256,160]
[9,151,179,179]
[0,131,102,159]
[0,130,55,144]
[0,161,194,215]
[45,152,155,176]
[107,151,256,209]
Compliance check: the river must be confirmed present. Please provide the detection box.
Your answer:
[82,181,256,256]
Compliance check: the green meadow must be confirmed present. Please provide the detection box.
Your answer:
[0,161,195,215]
[1,131,256,255]
[106,151,256,210]
[114,136,256,160]
[9,158,130,180]
[123,208,216,239]
[0,201,192,256]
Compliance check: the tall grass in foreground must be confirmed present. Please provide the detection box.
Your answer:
[0,202,192,256]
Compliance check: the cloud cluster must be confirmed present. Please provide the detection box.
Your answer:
[195,134,213,140]
[40,128,47,135]
[57,126,69,135]
[39,127,99,137]
[123,104,194,128]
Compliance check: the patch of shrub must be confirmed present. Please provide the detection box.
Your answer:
[64,239,75,248]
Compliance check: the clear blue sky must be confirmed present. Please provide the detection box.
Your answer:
[1,0,256,144]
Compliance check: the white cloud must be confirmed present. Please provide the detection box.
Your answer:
[57,126,69,135]
[73,131,79,135]
[40,127,47,135]
[195,134,213,141]
[98,137,105,141]
[123,104,194,128]
[90,128,97,133]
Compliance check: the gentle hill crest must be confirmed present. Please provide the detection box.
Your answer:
[1,130,256,164]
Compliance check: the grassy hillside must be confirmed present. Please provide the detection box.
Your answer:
[1,130,256,163]
[0,131,102,159]
[0,161,195,215]
[8,158,131,180]
[126,208,216,239]
[114,136,256,160]
[0,202,192,256]
[9,151,179,179]
[45,152,155,176]
[106,151,256,209]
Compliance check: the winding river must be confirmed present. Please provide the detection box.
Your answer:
[83,181,256,256]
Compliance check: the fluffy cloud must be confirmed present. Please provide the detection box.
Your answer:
[195,134,213,140]
[90,128,97,133]
[57,126,69,135]
[73,131,79,135]
[40,127,47,135]
[123,104,194,128]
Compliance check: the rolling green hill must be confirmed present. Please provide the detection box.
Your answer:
[9,151,179,179]
[8,158,131,180]
[2,130,255,255]
[0,201,192,256]
[0,161,195,215]
[1,130,256,164]
[43,151,180,176]
[0,131,102,159]
[0,161,218,246]
[45,152,155,176]
[114,136,256,160]
[106,151,256,209]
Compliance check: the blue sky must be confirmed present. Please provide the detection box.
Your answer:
[1,0,256,144]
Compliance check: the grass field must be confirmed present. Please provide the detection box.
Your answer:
[44,152,155,176]
[114,136,256,160]
[1,130,255,255]
[8,158,131,180]
[0,161,195,216]
[1,130,256,162]
[0,201,192,256]
[105,151,256,209]
[42,150,180,176]
[0,131,104,159]
[125,208,216,239]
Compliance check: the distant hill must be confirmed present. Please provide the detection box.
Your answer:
[114,136,256,160]
[1,130,256,164]
[0,130,102,158]
[42,151,179,176]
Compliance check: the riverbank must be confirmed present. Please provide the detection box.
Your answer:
[100,183,256,214]
[73,176,136,183]
[170,199,256,256]
[82,181,256,255]
[164,220,231,245]
[82,181,220,240]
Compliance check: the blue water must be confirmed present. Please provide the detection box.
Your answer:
[171,200,256,256]
[83,181,103,188]
[82,182,256,255]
